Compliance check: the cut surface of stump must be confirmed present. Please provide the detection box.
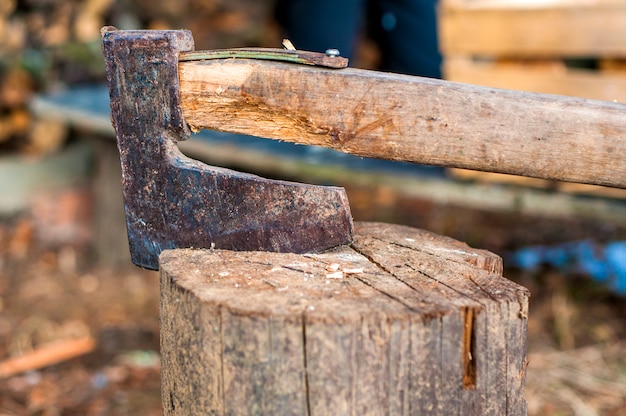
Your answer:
[160,222,529,415]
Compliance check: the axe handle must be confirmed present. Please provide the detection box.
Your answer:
[178,59,626,189]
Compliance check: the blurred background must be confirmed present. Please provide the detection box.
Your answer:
[1,0,626,414]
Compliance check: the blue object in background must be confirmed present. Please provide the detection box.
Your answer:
[605,242,626,293]
[511,240,626,295]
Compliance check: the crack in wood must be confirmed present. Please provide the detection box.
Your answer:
[464,274,502,303]
[365,236,499,307]
[516,290,529,320]
[219,305,226,414]
[301,313,312,416]
[462,307,478,390]
[378,237,495,272]
[348,245,426,314]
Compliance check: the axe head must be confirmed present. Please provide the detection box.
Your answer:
[102,28,353,270]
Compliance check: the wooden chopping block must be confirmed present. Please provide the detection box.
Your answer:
[160,222,529,416]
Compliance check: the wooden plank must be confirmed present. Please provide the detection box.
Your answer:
[444,57,626,103]
[443,0,622,5]
[449,168,626,200]
[439,1,626,57]
[449,168,554,189]
[179,59,626,188]
[557,182,626,199]
[159,222,530,415]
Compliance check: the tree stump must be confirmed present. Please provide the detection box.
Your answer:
[160,222,529,415]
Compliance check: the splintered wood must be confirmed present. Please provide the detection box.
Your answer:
[160,222,529,415]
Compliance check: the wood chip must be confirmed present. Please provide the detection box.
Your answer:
[282,39,296,50]
[0,336,96,378]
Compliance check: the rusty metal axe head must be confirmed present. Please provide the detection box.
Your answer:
[101,28,353,270]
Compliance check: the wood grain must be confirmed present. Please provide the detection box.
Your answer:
[178,59,626,188]
[160,222,529,415]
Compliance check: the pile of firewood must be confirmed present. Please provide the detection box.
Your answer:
[0,0,277,156]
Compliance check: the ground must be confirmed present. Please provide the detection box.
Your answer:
[0,218,162,415]
[1,206,625,415]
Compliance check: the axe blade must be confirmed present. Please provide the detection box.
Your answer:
[102,28,353,270]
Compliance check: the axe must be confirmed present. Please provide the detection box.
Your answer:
[102,28,626,270]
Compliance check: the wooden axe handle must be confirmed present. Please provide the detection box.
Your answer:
[178,59,626,189]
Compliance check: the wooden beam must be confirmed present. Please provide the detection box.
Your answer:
[443,57,626,103]
[439,1,626,57]
[178,59,626,188]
